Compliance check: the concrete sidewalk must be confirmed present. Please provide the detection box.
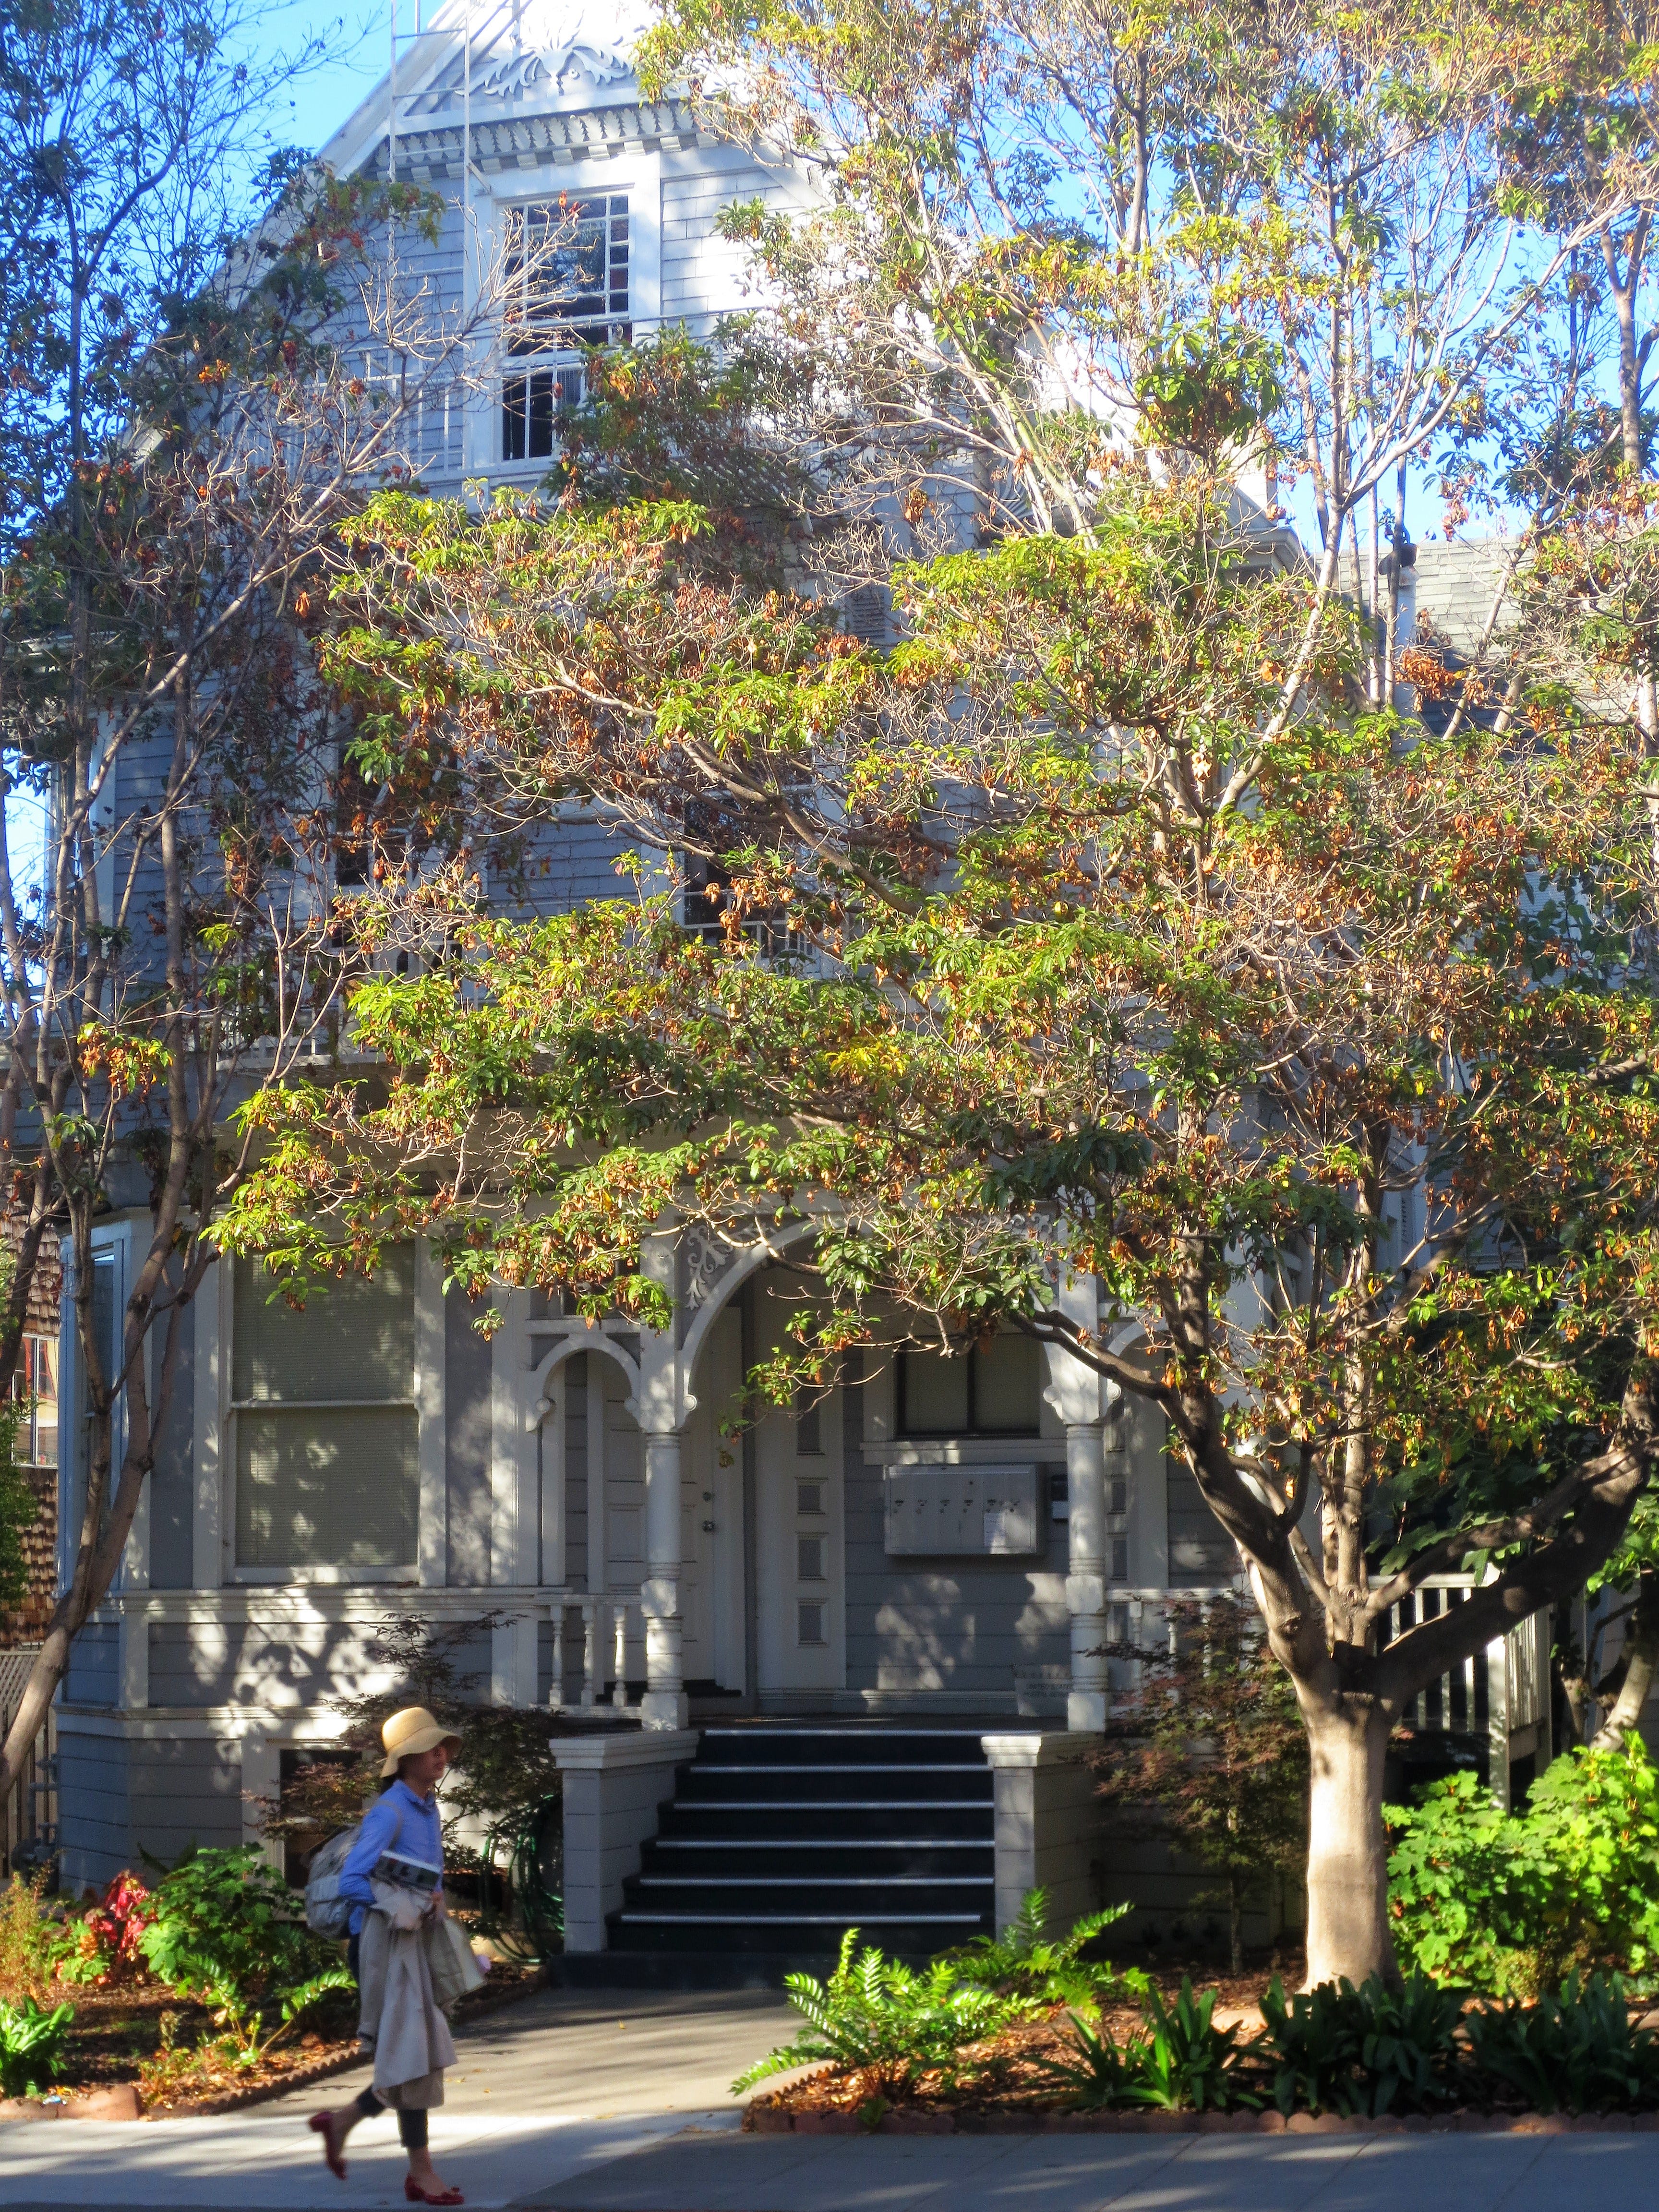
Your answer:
[0,1986,795,2210]
[9,1987,1659,2211]
[520,2128,1659,2211]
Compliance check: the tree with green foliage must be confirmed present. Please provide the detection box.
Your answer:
[219,0,1659,1994]
[0,0,534,1813]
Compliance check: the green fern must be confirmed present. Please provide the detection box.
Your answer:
[731,1928,1023,2094]
[945,1887,1143,2012]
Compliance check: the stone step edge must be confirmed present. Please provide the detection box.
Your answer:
[747,2104,1659,2137]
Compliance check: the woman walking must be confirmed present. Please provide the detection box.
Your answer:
[309,1707,466,2207]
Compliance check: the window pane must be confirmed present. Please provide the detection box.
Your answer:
[794,1388,822,1457]
[233,1250,413,1404]
[973,1335,1042,1433]
[28,1336,57,1466]
[899,1350,969,1434]
[236,1406,418,1568]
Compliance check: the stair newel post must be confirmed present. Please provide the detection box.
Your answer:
[580,1598,598,1708]
[1042,1275,1112,1737]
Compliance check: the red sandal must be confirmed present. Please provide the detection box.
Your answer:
[404,2182,463,2207]
[308,2111,348,2180]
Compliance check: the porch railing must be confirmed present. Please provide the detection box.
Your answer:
[0,1644,56,1877]
[546,1594,644,1717]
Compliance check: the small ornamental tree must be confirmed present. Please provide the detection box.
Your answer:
[0,0,546,1808]
[1096,1597,1309,1975]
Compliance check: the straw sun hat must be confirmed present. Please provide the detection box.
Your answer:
[379,1705,464,1779]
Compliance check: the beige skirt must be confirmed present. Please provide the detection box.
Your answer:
[355,1900,456,2107]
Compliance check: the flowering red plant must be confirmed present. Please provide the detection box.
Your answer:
[54,1871,154,1985]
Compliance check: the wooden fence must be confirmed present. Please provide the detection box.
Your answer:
[0,1645,56,1878]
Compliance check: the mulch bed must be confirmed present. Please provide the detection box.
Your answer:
[742,1954,1659,2137]
[3,1958,543,2123]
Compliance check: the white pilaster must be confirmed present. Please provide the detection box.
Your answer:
[415,1245,447,1587]
[1042,1273,1110,1735]
[640,1430,686,1730]
[490,1286,537,1585]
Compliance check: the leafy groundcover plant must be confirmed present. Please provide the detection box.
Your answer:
[138,1845,353,2069]
[1040,1981,1255,2112]
[0,1994,75,2096]
[1256,1973,1466,2116]
[942,1889,1146,2012]
[1386,1739,1659,1994]
[732,1928,1027,2098]
[1464,1975,1659,2116]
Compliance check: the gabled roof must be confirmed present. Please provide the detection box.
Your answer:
[318,0,681,181]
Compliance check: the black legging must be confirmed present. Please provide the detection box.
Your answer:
[356,2084,429,2152]
[346,1928,429,2152]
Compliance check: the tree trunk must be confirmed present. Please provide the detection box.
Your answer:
[1229,1875,1243,1978]
[1592,1570,1659,1747]
[1302,1697,1395,1988]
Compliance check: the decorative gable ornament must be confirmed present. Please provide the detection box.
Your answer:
[463,0,658,100]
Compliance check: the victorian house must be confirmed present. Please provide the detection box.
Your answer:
[48,0,1553,1971]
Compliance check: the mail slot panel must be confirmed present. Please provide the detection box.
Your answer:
[883,1465,1043,1555]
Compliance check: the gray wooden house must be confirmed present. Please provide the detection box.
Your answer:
[51,0,1551,1972]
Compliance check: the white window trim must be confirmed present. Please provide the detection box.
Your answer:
[219,1249,445,1587]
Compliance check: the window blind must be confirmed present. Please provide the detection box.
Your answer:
[235,1405,418,1569]
[233,1250,413,1402]
[232,1250,418,1570]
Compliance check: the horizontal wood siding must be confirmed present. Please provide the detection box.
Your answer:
[841,1352,1072,1696]
[661,162,784,328]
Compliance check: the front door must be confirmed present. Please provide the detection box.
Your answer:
[681,1304,744,1688]
[595,1348,724,1689]
[754,1286,845,1696]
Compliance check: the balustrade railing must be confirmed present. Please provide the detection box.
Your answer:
[546,1593,643,1717]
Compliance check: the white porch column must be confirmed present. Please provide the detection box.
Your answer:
[1042,1273,1110,1736]
[1064,1419,1110,1733]
[641,1431,687,1730]
[637,1231,689,1731]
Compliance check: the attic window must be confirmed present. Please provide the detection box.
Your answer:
[504,195,630,349]
[500,194,631,461]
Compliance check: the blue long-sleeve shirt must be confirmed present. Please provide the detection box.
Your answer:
[338,1779,444,1937]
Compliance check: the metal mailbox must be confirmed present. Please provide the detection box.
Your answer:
[882,1465,1043,1555]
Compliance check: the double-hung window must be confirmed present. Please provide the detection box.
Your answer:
[501,194,631,463]
[231,1250,418,1574]
[897,1335,1043,1438]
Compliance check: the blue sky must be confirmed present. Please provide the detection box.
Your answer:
[237,0,396,162]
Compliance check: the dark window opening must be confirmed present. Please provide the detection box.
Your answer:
[683,848,802,959]
[897,1335,1042,1437]
[502,363,586,463]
